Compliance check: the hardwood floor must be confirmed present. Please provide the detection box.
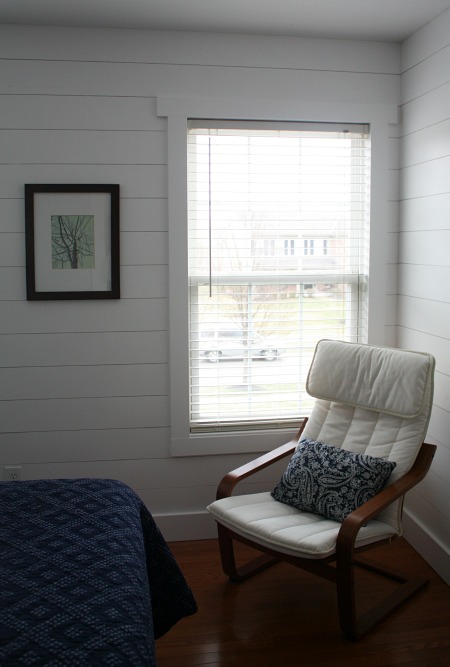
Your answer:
[156,538,450,667]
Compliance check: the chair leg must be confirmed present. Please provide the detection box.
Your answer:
[217,524,278,582]
[336,555,429,640]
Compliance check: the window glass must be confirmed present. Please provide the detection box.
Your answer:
[188,121,370,432]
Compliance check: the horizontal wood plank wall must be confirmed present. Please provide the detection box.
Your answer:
[399,9,450,584]
[0,25,400,539]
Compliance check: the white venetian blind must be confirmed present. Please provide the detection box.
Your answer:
[187,120,371,432]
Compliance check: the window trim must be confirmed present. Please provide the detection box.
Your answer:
[157,96,397,456]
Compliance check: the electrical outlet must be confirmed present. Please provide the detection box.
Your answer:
[4,466,22,481]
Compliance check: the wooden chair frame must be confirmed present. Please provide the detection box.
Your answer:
[215,420,437,640]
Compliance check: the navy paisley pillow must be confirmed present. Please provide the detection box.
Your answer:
[271,437,396,523]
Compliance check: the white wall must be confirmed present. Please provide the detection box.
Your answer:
[0,26,400,540]
[398,10,450,583]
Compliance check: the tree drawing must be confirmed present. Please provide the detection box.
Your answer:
[51,215,95,269]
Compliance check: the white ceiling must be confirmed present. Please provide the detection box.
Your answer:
[1,0,450,42]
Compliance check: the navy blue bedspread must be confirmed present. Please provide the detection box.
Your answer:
[0,479,197,666]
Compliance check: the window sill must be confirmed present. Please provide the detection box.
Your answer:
[170,426,302,457]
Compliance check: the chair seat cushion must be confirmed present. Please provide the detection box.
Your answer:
[207,492,397,560]
[271,438,396,523]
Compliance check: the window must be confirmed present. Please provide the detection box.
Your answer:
[284,239,296,256]
[303,239,315,255]
[187,120,371,434]
[303,239,329,256]
[252,239,276,257]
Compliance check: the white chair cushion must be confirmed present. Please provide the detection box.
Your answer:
[207,492,397,560]
[306,340,433,418]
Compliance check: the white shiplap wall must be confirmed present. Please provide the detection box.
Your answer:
[399,9,450,583]
[0,25,401,540]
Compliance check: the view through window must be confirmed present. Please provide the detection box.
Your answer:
[188,121,371,432]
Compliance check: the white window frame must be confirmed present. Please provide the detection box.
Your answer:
[157,96,396,456]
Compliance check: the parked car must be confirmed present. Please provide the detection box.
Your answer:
[199,329,281,362]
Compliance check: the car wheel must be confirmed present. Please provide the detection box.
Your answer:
[263,349,277,361]
[206,350,221,363]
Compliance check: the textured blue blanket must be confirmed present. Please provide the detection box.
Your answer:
[0,479,197,666]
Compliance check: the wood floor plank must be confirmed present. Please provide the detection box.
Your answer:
[156,538,450,666]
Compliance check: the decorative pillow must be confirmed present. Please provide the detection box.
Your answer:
[271,438,396,523]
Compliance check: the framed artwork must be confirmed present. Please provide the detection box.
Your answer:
[25,184,120,300]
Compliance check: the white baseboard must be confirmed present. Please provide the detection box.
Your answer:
[154,511,217,543]
[403,509,450,585]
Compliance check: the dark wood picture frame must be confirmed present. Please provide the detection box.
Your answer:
[25,184,120,300]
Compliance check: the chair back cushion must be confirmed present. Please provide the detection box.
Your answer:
[306,339,431,417]
[302,340,435,531]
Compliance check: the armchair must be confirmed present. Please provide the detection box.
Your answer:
[207,340,436,639]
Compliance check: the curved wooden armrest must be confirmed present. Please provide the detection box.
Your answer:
[337,442,436,553]
[216,420,308,500]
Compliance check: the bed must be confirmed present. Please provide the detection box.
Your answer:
[0,478,197,666]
